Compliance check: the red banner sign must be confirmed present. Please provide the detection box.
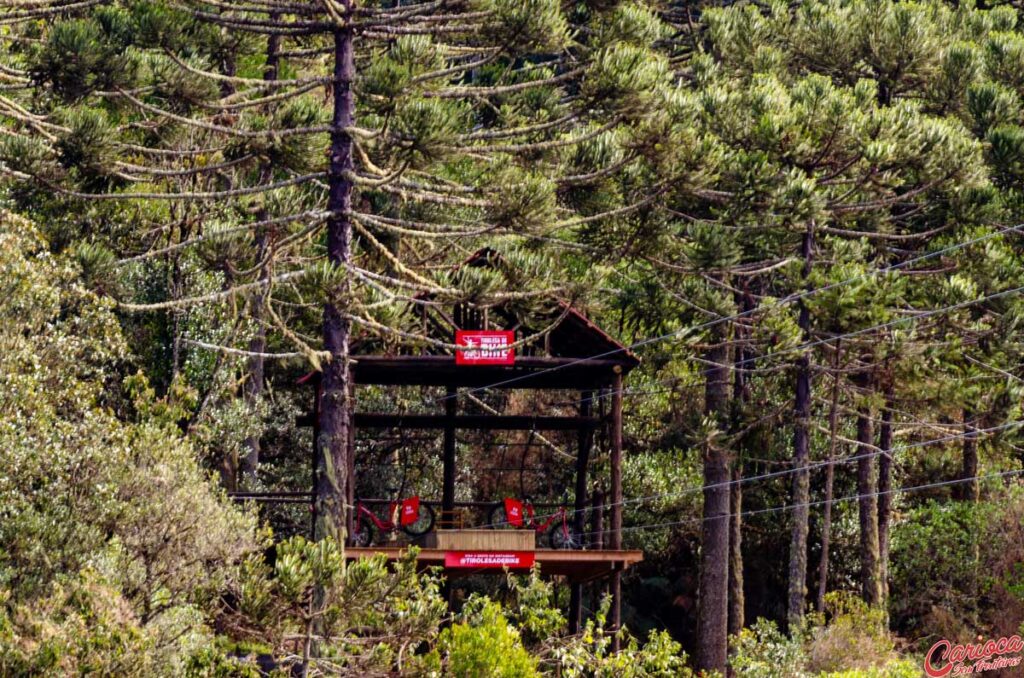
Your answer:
[399,496,420,526]
[444,551,536,569]
[503,498,525,527]
[455,330,515,365]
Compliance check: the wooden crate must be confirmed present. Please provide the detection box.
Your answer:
[424,529,535,551]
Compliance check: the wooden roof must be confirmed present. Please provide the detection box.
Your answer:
[349,248,639,387]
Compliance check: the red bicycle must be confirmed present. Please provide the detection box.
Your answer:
[488,496,582,549]
[352,495,435,547]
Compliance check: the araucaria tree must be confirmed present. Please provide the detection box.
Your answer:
[0,0,677,543]
[9,0,1024,674]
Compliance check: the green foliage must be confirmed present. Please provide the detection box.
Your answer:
[442,598,540,677]
[805,593,896,674]
[0,212,256,672]
[484,165,558,233]
[228,542,446,675]
[584,43,670,116]
[593,3,668,48]
[389,98,472,168]
[731,618,810,678]
[30,17,137,101]
[889,500,989,631]
[550,596,692,677]
[7,0,1024,674]
[0,569,208,677]
[731,601,907,678]
[816,660,921,678]
[479,0,570,54]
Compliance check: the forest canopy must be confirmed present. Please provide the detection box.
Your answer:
[2,0,1024,676]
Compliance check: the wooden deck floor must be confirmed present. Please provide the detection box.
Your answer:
[346,547,643,582]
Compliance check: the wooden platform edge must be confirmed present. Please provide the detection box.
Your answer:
[345,547,643,582]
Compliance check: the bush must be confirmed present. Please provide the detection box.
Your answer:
[730,618,809,678]
[441,598,540,678]
[889,500,990,633]
[816,658,920,678]
[890,491,1024,642]
[730,595,905,678]
[0,211,258,675]
[0,569,229,677]
[805,593,896,674]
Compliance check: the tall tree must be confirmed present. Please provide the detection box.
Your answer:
[692,0,991,625]
[0,0,681,543]
[696,300,731,672]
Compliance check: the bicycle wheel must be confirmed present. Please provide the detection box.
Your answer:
[548,520,581,550]
[352,519,374,547]
[488,502,515,529]
[401,503,436,537]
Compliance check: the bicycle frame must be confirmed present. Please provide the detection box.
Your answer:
[355,500,402,532]
[520,502,568,534]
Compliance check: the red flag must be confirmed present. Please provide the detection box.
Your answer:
[400,496,420,526]
[504,498,524,527]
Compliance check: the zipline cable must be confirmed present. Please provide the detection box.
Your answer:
[426,222,1024,406]
[576,466,1024,541]
[476,419,1022,529]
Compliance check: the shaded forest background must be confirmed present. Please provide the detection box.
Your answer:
[2,0,1024,675]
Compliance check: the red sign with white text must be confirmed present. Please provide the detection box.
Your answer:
[504,498,525,527]
[455,330,515,365]
[400,496,420,526]
[444,551,536,569]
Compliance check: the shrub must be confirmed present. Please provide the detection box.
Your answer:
[816,658,921,678]
[805,593,896,674]
[730,618,809,678]
[441,598,539,678]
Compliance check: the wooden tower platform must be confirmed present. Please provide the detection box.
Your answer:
[292,248,641,643]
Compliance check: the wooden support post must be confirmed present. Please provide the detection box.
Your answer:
[442,386,457,522]
[570,391,594,633]
[569,581,582,635]
[310,381,321,540]
[346,381,356,542]
[591,488,604,550]
[350,413,600,431]
[574,392,594,536]
[610,371,624,651]
[591,488,606,622]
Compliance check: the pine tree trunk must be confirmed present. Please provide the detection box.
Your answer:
[876,403,892,612]
[315,23,355,544]
[241,24,282,482]
[697,336,730,673]
[728,467,744,637]
[728,289,752,638]
[816,340,842,612]
[788,224,814,629]
[856,401,881,607]
[960,409,979,502]
[170,248,184,381]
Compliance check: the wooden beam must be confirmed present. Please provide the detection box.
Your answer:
[345,546,643,580]
[352,413,600,431]
[350,355,630,389]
